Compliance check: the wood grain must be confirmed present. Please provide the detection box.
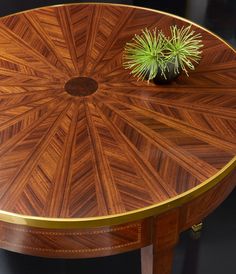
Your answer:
[0,168,234,260]
[0,3,235,264]
[0,219,152,258]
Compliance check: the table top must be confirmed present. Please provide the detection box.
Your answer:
[0,3,235,228]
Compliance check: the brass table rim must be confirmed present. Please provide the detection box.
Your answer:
[0,156,235,229]
[0,3,235,229]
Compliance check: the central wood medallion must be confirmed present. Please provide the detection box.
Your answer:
[64,77,98,97]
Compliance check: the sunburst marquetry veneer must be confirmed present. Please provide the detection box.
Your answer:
[0,3,235,274]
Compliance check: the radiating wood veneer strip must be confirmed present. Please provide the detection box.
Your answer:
[102,94,236,153]
[94,99,177,199]
[98,99,217,181]
[0,97,63,157]
[0,90,63,112]
[0,83,62,87]
[0,22,68,78]
[43,103,80,217]
[0,101,72,208]
[0,96,58,131]
[56,7,81,74]
[0,67,52,82]
[0,51,63,81]
[89,9,134,76]
[84,99,126,214]
[0,88,62,97]
[101,84,236,95]
[24,13,75,77]
[81,5,102,75]
[108,91,236,120]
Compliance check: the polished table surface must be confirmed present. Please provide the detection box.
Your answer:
[0,3,235,273]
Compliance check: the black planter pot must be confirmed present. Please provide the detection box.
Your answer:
[144,62,181,84]
[153,62,181,84]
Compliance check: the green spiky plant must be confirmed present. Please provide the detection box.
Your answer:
[123,25,203,82]
[123,28,167,81]
[165,25,203,76]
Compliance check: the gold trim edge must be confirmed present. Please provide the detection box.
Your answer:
[0,3,235,229]
[0,156,235,229]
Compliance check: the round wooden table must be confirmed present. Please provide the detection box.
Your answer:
[0,3,235,274]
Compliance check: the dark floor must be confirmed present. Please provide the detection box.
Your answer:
[0,1,235,274]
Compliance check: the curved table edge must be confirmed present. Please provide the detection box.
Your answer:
[0,2,235,229]
[0,156,235,229]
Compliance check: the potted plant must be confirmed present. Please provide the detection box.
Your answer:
[123,25,203,84]
[122,28,167,82]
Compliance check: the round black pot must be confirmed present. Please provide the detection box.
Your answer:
[153,62,181,84]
